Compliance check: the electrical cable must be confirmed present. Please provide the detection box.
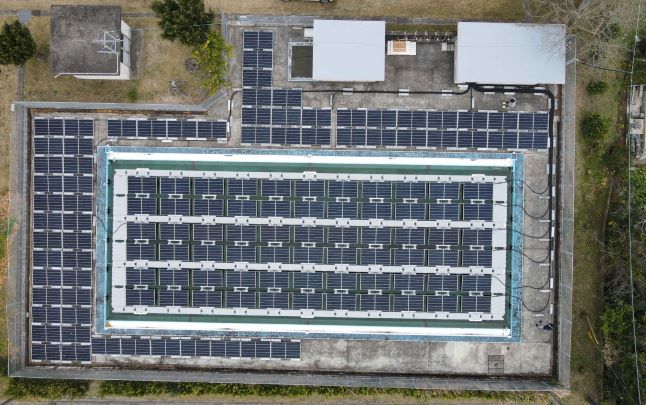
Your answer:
[504,247,551,264]
[509,292,552,313]
[498,178,549,195]
[490,273,550,292]
[490,202,549,220]
[511,226,550,240]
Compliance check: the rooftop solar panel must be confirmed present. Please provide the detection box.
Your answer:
[336,110,549,150]
[31,118,95,363]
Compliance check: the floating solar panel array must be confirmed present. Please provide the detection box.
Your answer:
[122,177,497,221]
[118,268,493,313]
[336,109,549,149]
[107,118,228,142]
[91,336,300,360]
[112,174,505,317]
[240,31,331,146]
[31,117,95,363]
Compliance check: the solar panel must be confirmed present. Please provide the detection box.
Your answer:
[462,250,493,267]
[463,204,493,221]
[242,31,273,88]
[461,296,491,313]
[326,293,358,310]
[429,203,460,220]
[292,292,323,310]
[108,119,228,140]
[31,119,95,363]
[335,110,549,150]
[462,274,492,292]
[359,294,390,311]
[393,295,424,311]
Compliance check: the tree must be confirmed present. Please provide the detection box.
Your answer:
[151,0,214,47]
[192,30,232,94]
[0,20,36,66]
[531,0,635,65]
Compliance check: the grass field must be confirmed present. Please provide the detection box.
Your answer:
[564,67,627,403]
[0,17,19,396]
[23,17,205,104]
[1,0,525,20]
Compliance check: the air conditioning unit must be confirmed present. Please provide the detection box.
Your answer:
[387,40,416,55]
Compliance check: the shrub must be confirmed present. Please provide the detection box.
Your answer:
[6,379,89,399]
[151,0,215,47]
[192,30,232,94]
[581,112,611,148]
[126,87,139,103]
[98,381,549,402]
[587,80,609,95]
[0,20,36,66]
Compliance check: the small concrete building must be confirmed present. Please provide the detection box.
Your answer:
[454,22,566,85]
[50,5,132,80]
[312,20,385,82]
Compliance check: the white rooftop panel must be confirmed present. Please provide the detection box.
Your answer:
[455,22,566,85]
[312,19,385,82]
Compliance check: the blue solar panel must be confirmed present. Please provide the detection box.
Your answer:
[502,113,519,130]
[462,250,492,267]
[31,118,96,362]
[351,110,366,127]
[397,110,412,127]
[462,274,492,292]
[243,31,258,49]
[326,293,358,310]
[430,182,460,200]
[393,295,424,311]
[359,294,390,311]
[487,131,502,148]
[108,119,227,140]
[534,113,549,131]
[336,110,549,150]
[258,32,273,49]
[463,204,493,221]
[293,272,323,288]
[292,292,323,310]
[461,296,491,313]
[503,131,518,148]
[427,295,458,312]
[429,203,460,220]
[193,290,222,308]
[533,132,549,148]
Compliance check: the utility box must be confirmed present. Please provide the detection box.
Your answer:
[387,40,416,55]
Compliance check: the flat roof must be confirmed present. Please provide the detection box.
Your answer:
[50,5,121,76]
[312,20,385,82]
[455,22,566,85]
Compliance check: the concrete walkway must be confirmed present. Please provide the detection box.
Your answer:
[556,35,577,390]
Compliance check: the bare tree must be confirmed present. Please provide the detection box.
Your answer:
[531,0,640,66]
